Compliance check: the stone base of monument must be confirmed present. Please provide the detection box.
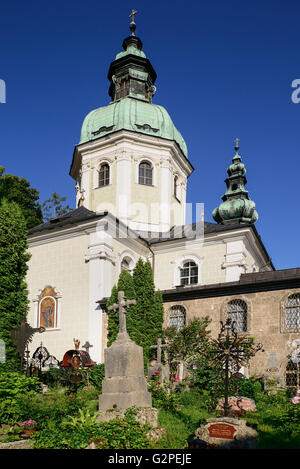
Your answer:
[96,407,158,428]
[97,329,158,428]
[194,417,258,449]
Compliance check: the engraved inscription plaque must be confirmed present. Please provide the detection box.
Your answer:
[208,423,236,440]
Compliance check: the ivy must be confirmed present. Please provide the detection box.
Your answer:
[0,199,31,370]
[106,259,164,368]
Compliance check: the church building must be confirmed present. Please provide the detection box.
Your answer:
[26,18,300,388]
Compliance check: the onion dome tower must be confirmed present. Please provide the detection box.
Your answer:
[78,12,187,156]
[70,11,193,233]
[212,139,258,225]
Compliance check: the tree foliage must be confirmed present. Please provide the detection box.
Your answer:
[42,192,72,221]
[164,317,212,378]
[0,199,31,369]
[106,259,164,367]
[0,166,43,229]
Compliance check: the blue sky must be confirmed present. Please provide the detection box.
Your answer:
[0,0,299,270]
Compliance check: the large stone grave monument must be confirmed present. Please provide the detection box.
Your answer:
[97,291,158,427]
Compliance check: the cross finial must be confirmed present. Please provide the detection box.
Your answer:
[129,9,138,36]
[108,291,136,335]
[234,137,240,153]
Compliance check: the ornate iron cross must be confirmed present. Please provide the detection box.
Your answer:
[10,318,45,371]
[108,291,136,334]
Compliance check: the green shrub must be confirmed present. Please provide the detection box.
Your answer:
[19,390,82,428]
[0,372,40,423]
[33,408,151,449]
[238,377,263,399]
[87,364,105,390]
[41,364,105,391]
[147,372,180,412]
[40,368,62,388]
[61,408,97,431]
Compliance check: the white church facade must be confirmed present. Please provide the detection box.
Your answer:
[26,20,300,387]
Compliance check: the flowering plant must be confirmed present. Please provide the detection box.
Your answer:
[147,370,180,411]
[291,389,300,404]
[20,419,37,430]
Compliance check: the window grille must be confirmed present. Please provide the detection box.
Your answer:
[285,360,300,389]
[180,261,198,286]
[226,299,247,332]
[99,164,110,187]
[139,161,153,185]
[168,306,186,331]
[285,294,300,330]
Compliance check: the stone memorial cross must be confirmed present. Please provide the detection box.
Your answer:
[150,338,168,365]
[108,291,136,334]
[82,341,93,354]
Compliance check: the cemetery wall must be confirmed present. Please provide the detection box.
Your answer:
[163,286,300,381]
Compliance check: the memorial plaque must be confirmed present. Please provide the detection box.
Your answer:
[208,423,236,440]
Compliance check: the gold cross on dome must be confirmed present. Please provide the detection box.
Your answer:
[129,9,138,23]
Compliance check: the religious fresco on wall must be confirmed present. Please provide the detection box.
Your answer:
[38,286,58,329]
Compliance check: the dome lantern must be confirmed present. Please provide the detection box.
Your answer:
[107,11,157,104]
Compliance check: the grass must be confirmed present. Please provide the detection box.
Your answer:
[153,389,213,448]
[152,388,300,450]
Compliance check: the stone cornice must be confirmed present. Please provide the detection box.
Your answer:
[161,274,300,303]
[70,130,194,180]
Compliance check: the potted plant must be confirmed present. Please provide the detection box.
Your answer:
[20,419,37,435]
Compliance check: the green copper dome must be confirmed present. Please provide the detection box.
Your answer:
[79,97,188,157]
[212,140,258,225]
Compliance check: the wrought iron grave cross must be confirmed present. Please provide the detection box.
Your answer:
[108,291,136,334]
[10,318,45,371]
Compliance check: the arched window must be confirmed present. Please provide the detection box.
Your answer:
[285,294,300,330]
[116,79,128,100]
[120,255,135,274]
[37,286,59,329]
[285,360,300,389]
[168,305,186,331]
[121,258,130,271]
[180,261,198,286]
[139,161,153,185]
[226,299,247,332]
[99,163,110,187]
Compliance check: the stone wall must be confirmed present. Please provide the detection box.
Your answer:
[163,287,300,382]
